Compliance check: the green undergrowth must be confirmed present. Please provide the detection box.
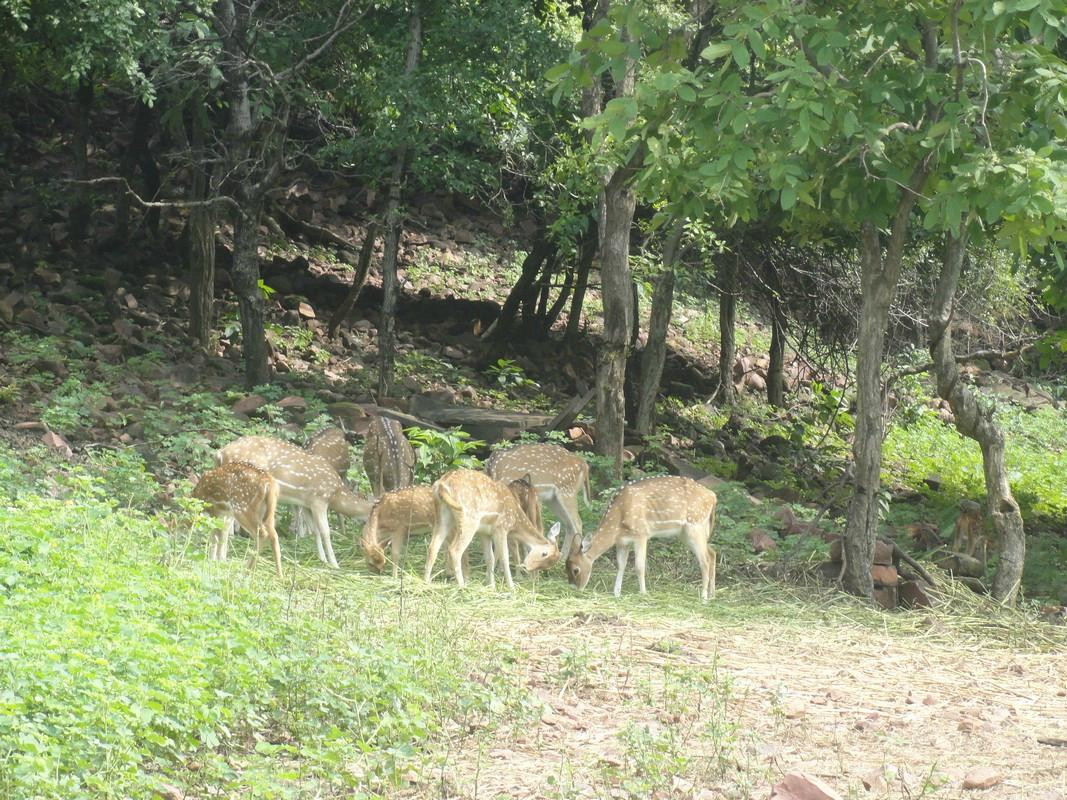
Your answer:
[0,460,524,799]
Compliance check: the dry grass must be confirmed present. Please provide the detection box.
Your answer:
[357,569,1067,800]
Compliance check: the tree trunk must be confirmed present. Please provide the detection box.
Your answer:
[564,221,596,343]
[542,261,574,334]
[767,294,786,407]
[69,78,94,241]
[378,1,422,399]
[494,235,551,339]
[328,220,379,338]
[187,110,215,349]
[635,224,682,434]
[930,230,1026,603]
[595,169,636,478]
[232,201,271,387]
[718,253,737,405]
[133,100,161,235]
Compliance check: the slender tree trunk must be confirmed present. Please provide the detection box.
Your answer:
[187,110,215,349]
[564,222,596,343]
[543,262,574,334]
[328,220,380,338]
[930,230,1026,603]
[70,78,94,241]
[767,295,786,407]
[718,253,738,405]
[231,200,271,386]
[133,100,161,235]
[378,1,422,399]
[635,224,682,434]
[596,169,636,478]
[494,235,551,339]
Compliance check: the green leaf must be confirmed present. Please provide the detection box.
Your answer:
[780,186,797,210]
[701,42,733,62]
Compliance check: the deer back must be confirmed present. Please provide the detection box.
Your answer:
[363,416,416,495]
[486,443,587,496]
[306,427,350,476]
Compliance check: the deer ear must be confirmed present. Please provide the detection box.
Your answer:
[547,521,561,543]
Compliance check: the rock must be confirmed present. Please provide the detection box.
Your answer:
[41,431,73,458]
[958,498,982,514]
[231,394,268,416]
[123,293,139,310]
[297,301,316,319]
[872,539,894,566]
[749,529,778,554]
[860,769,888,794]
[95,344,124,363]
[937,407,955,425]
[155,782,184,800]
[962,767,1002,790]
[872,585,897,610]
[936,552,985,578]
[770,772,843,800]
[353,318,375,332]
[923,474,942,491]
[870,564,898,587]
[900,580,936,609]
[442,345,465,361]
[16,306,46,329]
[276,395,308,411]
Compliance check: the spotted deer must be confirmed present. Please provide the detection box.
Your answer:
[293,426,353,539]
[485,443,590,558]
[566,476,717,602]
[363,415,415,498]
[506,474,543,564]
[424,469,561,590]
[217,436,371,569]
[193,461,283,577]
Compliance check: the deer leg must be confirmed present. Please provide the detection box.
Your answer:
[685,524,713,602]
[633,537,649,595]
[218,517,235,560]
[292,507,308,538]
[614,544,630,597]
[310,503,339,569]
[424,503,453,582]
[448,519,478,588]
[482,536,496,590]
[550,493,582,558]
[497,530,514,591]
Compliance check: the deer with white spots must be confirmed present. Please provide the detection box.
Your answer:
[363,415,415,498]
[360,485,436,577]
[485,443,590,558]
[293,426,352,540]
[566,476,718,602]
[193,462,283,577]
[424,469,561,590]
[216,436,372,569]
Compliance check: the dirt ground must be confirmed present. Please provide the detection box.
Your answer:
[431,610,1067,800]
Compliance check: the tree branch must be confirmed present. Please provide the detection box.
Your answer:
[63,177,239,213]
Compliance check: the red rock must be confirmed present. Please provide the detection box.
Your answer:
[231,394,268,416]
[872,585,897,610]
[770,772,843,800]
[900,580,935,609]
[297,301,316,319]
[276,395,308,410]
[41,431,73,458]
[962,767,1002,790]
[873,539,894,565]
[749,529,778,554]
[870,564,898,587]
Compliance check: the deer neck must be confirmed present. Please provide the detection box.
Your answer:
[584,514,624,562]
[330,486,371,519]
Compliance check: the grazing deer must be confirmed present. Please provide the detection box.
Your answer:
[360,485,436,578]
[363,415,416,498]
[424,469,561,590]
[485,443,591,558]
[566,476,718,602]
[293,426,352,539]
[217,436,371,569]
[506,474,543,564]
[952,499,990,567]
[193,462,283,577]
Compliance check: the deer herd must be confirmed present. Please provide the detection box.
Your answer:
[192,416,719,601]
